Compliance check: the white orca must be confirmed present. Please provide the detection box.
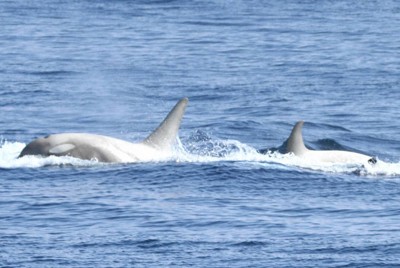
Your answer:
[18,98,189,163]
[286,121,376,165]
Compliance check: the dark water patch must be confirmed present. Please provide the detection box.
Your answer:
[313,138,349,151]
[0,89,51,96]
[231,241,269,247]
[181,20,254,28]
[71,238,179,249]
[17,70,80,77]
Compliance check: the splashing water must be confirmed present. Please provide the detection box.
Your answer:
[1,136,399,176]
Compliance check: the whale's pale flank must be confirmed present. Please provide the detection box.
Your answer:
[286,121,377,165]
[18,98,188,163]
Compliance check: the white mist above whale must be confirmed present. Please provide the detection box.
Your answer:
[18,98,188,163]
[286,121,376,165]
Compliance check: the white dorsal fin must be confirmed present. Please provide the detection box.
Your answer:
[49,143,76,155]
[286,121,308,155]
[143,98,188,150]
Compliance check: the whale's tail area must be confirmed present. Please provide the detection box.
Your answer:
[286,120,308,155]
[143,97,189,150]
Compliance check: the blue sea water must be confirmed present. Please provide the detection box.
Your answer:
[1,0,400,267]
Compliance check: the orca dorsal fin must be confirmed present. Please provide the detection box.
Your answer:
[286,121,308,155]
[143,98,188,150]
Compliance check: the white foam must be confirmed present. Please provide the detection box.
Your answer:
[1,138,400,177]
[176,138,400,177]
[357,160,400,176]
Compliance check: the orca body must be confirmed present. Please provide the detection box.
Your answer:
[286,121,376,165]
[18,98,188,163]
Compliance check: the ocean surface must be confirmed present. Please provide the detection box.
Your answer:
[1,1,400,267]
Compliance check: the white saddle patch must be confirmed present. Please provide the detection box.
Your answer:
[49,144,76,155]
